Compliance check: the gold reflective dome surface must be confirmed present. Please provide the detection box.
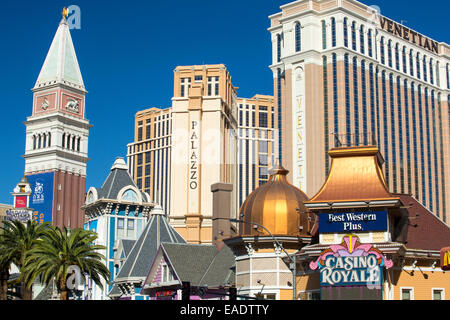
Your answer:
[239,162,312,237]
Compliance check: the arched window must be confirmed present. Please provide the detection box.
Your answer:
[359,25,365,54]
[33,135,36,150]
[62,133,65,148]
[423,55,427,82]
[380,37,385,65]
[67,134,71,150]
[402,46,407,73]
[409,49,414,76]
[38,135,42,149]
[72,136,76,151]
[43,133,47,148]
[343,18,348,48]
[395,43,399,70]
[416,52,421,79]
[277,34,281,63]
[87,191,95,204]
[331,17,336,47]
[122,189,139,202]
[77,137,81,152]
[367,29,373,57]
[322,20,327,50]
[447,64,450,89]
[436,61,440,87]
[351,21,356,50]
[387,40,392,67]
[295,22,301,52]
[429,58,434,85]
[48,133,51,147]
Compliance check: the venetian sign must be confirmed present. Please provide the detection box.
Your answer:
[310,234,393,286]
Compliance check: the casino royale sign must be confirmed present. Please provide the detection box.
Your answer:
[379,16,439,54]
[310,235,393,287]
[319,210,387,233]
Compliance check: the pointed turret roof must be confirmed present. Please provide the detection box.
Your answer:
[34,13,85,91]
[109,206,186,298]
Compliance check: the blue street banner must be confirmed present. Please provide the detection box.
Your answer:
[319,210,388,233]
[26,172,55,224]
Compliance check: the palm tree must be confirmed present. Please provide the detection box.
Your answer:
[0,243,11,300]
[22,226,110,300]
[0,220,50,300]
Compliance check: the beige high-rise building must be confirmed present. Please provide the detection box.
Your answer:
[127,65,275,243]
[269,0,450,222]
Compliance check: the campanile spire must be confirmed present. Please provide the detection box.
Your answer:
[23,10,92,229]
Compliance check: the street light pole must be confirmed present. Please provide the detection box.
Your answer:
[213,217,298,300]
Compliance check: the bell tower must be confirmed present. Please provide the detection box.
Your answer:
[23,9,92,229]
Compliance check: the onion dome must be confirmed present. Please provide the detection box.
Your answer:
[239,160,312,237]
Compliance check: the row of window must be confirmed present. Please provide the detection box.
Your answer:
[61,133,82,152]
[280,17,449,90]
[32,132,51,150]
[180,76,219,97]
[238,104,275,129]
[325,53,446,219]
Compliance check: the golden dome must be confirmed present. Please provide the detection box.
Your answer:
[239,161,313,237]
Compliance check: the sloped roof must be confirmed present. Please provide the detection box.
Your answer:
[34,17,84,91]
[307,146,399,203]
[112,206,185,286]
[162,243,235,287]
[120,239,136,258]
[393,194,450,251]
[95,158,148,201]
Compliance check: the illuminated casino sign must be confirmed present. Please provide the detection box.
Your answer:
[441,247,450,271]
[310,235,393,286]
[319,210,388,233]
[379,16,439,54]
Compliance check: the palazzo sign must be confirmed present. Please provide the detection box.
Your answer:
[189,120,199,190]
[310,235,393,287]
[379,16,438,54]
[319,210,388,233]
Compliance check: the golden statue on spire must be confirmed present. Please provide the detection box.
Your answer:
[62,7,69,19]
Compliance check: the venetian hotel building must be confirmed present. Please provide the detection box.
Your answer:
[127,65,276,243]
[269,0,450,222]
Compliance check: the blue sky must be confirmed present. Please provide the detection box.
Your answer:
[0,0,448,204]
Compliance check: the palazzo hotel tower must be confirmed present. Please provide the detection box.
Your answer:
[269,0,450,222]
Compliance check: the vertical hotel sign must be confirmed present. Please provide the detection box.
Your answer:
[188,114,200,214]
[26,172,55,224]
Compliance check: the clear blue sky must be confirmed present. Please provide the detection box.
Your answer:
[0,0,448,204]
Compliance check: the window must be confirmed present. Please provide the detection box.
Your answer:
[429,59,434,85]
[351,21,356,50]
[122,189,139,202]
[416,52,421,79]
[433,289,444,300]
[423,56,427,82]
[401,288,413,300]
[259,111,268,128]
[322,20,327,50]
[387,40,392,67]
[344,54,350,145]
[331,17,336,47]
[343,18,348,48]
[402,46,407,73]
[380,37,385,65]
[194,75,202,82]
[367,29,373,57]
[277,34,281,62]
[117,218,125,238]
[395,43,399,70]
[359,25,364,54]
[180,77,191,97]
[255,293,276,300]
[127,219,134,238]
[409,49,414,76]
[295,22,301,52]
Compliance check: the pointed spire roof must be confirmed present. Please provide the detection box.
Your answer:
[34,11,85,91]
[109,209,186,297]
